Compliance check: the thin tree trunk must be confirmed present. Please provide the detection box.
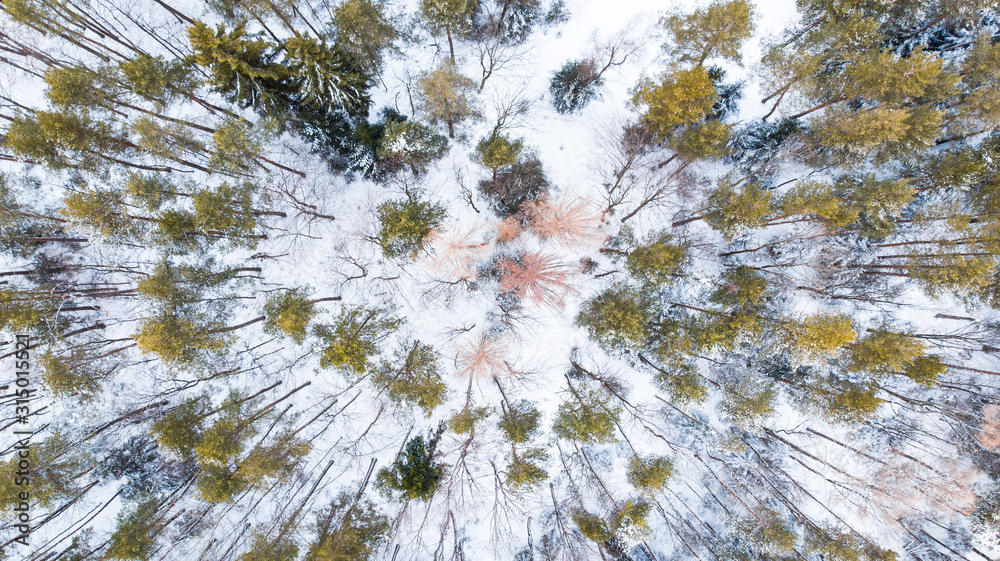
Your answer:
[218,315,266,333]
[446,24,455,62]
[309,296,342,304]
[671,214,705,228]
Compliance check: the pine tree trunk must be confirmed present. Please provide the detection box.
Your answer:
[59,322,106,339]
[671,215,705,228]
[218,315,266,333]
[446,24,456,62]
[309,296,342,304]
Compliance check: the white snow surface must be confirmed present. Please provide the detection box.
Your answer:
[2,0,998,560]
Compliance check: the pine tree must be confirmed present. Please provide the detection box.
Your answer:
[672,119,731,159]
[847,330,920,374]
[238,532,300,561]
[552,388,619,444]
[499,400,541,443]
[417,61,479,138]
[703,179,772,239]
[505,447,548,490]
[331,0,400,76]
[734,509,798,558]
[0,433,89,511]
[5,110,132,172]
[783,313,856,361]
[61,187,143,242]
[208,119,265,174]
[475,133,523,180]
[651,361,708,406]
[907,253,997,298]
[632,66,719,142]
[152,209,203,253]
[804,525,899,561]
[576,284,651,350]
[43,65,115,109]
[307,492,390,561]
[118,55,198,106]
[449,405,491,434]
[626,455,674,493]
[709,265,769,312]
[189,392,270,502]
[376,426,447,501]
[137,259,253,309]
[0,287,51,333]
[625,231,686,287]
[572,509,612,544]
[191,182,260,242]
[241,434,311,484]
[719,376,776,427]
[820,377,884,424]
[105,498,160,561]
[370,341,447,416]
[150,397,208,458]
[263,288,317,344]
[901,354,946,387]
[195,417,246,466]
[661,0,755,66]
[573,501,651,557]
[420,0,471,61]
[811,105,943,165]
[196,462,249,503]
[777,181,858,231]
[314,306,401,374]
[376,196,446,258]
[133,312,230,364]
[836,175,913,238]
[611,500,651,539]
[39,350,105,399]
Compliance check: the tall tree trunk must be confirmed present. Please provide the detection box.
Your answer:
[446,23,455,62]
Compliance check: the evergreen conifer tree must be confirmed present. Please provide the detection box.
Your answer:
[263,288,317,344]
[376,426,447,501]
[315,306,401,374]
[552,388,619,444]
[376,196,446,258]
[576,284,651,350]
[417,61,479,138]
[371,341,447,415]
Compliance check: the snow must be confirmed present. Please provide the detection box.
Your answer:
[1,0,997,559]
